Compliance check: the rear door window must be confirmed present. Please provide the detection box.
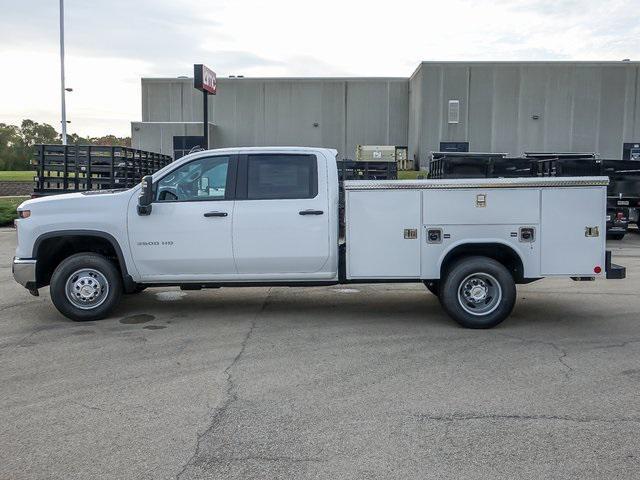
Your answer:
[246,154,317,200]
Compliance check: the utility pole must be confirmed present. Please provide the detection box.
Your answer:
[59,0,67,144]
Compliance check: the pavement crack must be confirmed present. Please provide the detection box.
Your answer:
[69,401,109,413]
[0,300,41,313]
[553,344,574,378]
[6,328,42,351]
[208,455,323,464]
[414,413,640,424]
[499,333,573,378]
[591,339,640,349]
[175,288,273,480]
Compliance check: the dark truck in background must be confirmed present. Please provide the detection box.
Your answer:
[532,154,640,240]
[606,161,640,233]
[429,152,640,240]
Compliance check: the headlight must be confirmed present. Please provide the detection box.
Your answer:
[18,210,31,219]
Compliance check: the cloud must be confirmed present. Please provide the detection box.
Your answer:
[196,50,284,73]
[282,55,353,77]
[1,0,639,136]
[485,0,640,59]
[1,0,224,72]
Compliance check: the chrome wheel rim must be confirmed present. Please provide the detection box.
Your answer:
[65,268,109,310]
[457,272,502,316]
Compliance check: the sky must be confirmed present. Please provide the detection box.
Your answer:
[1,0,639,137]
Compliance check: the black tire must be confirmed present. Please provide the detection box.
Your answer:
[424,280,439,296]
[439,256,516,329]
[607,232,625,240]
[50,253,123,321]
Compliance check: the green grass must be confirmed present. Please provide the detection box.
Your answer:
[398,170,427,180]
[0,171,33,182]
[0,196,28,226]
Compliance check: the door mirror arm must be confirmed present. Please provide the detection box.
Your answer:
[137,175,154,216]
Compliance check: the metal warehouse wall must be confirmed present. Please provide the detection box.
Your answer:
[131,121,215,157]
[409,62,640,166]
[134,77,409,159]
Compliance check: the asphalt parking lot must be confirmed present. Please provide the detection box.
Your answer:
[1,228,639,479]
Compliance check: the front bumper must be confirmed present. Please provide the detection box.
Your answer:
[12,258,37,289]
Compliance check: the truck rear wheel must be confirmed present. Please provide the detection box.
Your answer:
[50,253,123,321]
[439,256,516,329]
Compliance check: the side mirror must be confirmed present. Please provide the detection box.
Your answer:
[137,175,154,215]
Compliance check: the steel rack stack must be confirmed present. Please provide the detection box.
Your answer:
[32,145,173,196]
[428,152,536,179]
[337,159,398,182]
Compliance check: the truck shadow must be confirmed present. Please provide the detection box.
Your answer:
[112,286,455,328]
[107,286,629,331]
[18,283,626,338]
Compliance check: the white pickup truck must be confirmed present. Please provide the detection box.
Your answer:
[12,147,625,328]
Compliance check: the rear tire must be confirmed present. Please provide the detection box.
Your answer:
[50,253,122,321]
[439,256,516,329]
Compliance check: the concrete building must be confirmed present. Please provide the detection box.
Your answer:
[132,61,640,167]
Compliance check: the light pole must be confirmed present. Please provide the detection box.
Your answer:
[59,0,67,144]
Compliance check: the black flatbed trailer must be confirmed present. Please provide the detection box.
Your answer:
[429,152,533,179]
[32,144,173,196]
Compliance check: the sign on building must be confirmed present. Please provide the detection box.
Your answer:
[194,64,217,95]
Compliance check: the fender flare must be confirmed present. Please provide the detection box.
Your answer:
[437,239,526,278]
[32,230,136,290]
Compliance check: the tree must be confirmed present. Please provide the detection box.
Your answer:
[19,119,61,147]
[6,120,62,170]
[0,123,23,170]
[67,133,90,145]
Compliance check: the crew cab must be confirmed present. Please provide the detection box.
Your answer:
[12,147,625,328]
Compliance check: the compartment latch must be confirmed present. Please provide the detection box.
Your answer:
[585,226,600,237]
[404,229,418,239]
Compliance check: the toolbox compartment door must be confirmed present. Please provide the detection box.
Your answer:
[346,190,421,278]
[540,188,606,275]
[423,188,540,225]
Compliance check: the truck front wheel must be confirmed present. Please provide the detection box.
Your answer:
[50,253,123,321]
[439,256,516,329]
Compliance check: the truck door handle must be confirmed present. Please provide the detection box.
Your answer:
[299,209,324,215]
[204,211,228,217]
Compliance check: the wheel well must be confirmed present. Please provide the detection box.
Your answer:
[440,243,524,282]
[34,234,124,288]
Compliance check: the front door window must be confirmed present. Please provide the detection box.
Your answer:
[156,156,230,202]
